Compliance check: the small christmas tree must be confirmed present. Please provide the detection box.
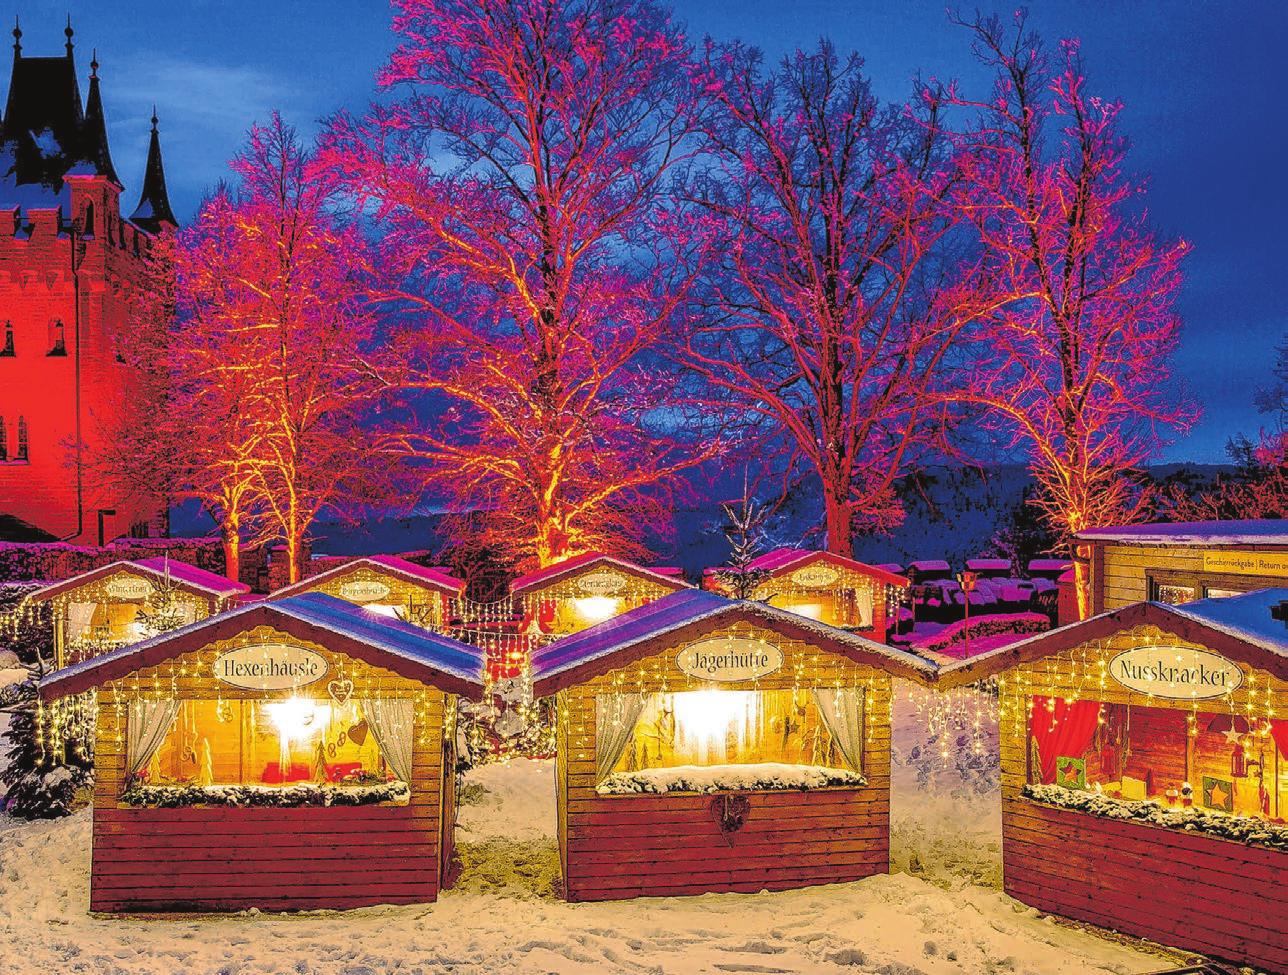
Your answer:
[0,587,93,818]
[135,560,190,638]
[713,481,771,600]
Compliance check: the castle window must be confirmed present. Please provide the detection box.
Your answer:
[48,320,67,357]
[82,203,95,238]
[0,321,12,356]
[15,416,27,461]
[0,417,7,461]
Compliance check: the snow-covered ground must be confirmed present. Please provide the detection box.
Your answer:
[0,684,1188,975]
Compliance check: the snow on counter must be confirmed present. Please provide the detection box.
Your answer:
[596,762,866,795]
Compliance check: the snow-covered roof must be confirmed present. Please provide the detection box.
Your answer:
[41,592,485,700]
[965,559,1010,572]
[510,552,691,596]
[908,560,951,573]
[269,554,464,600]
[530,589,935,696]
[740,548,907,587]
[28,558,250,603]
[937,588,1288,689]
[1027,559,1072,573]
[1077,519,1288,546]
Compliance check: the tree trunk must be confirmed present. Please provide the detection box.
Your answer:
[824,490,854,559]
[221,519,241,585]
[1073,557,1093,621]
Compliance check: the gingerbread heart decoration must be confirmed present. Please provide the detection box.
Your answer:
[327,678,354,706]
[347,719,369,747]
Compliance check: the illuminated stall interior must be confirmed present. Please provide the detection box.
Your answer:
[270,554,464,630]
[511,551,690,636]
[532,589,936,902]
[40,592,485,912]
[706,549,907,640]
[28,557,249,668]
[939,588,1288,972]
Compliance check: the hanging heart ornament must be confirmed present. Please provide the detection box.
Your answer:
[347,719,369,747]
[327,678,354,706]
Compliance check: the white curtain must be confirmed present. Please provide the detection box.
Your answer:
[66,602,96,642]
[853,589,874,628]
[812,688,865,772]
[360,698,414,784]
[595,693,646,781]
[126,699,182,780]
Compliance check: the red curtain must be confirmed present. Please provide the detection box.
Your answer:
[1271,720,1288,761]
[1029,697,1102,784]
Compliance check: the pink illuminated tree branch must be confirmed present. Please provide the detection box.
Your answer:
[948,13,1197,616]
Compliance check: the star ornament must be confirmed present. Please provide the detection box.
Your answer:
[1222,727,1243,746]
[1206,781,1230,809]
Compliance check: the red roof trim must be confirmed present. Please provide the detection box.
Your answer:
[740,548,908,588]
[510,552,690,596]
[28,559,248,604]
[268,555,464,600]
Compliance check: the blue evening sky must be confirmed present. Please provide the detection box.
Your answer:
[10,1,1284,462]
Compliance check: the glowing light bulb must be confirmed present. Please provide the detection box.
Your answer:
[571,596,619,623]
[672,689,762,764]
[265,697,330,743]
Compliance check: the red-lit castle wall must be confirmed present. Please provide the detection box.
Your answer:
[0,178,162,543]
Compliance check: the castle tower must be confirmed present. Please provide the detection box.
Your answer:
[0,20,177,543]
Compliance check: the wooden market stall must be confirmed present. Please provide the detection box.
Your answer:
[40,592,484,912]
[706,549,907,641]
[269,554,464,630]
[938,589,1288,971]
[1078,518,1288,612]
[510,551,690,637]
[531,588,936,902]
[28,557,250,669]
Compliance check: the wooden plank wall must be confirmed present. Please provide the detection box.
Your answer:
[999,625,1288,970]
[557,622,892,902]
[89,627,447,912]
[1098,542,1288,610]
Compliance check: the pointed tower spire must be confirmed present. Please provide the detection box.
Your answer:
[82,50,120,186]
[130,109,177,233]
[64,15,73,58]
[12,17,20,58]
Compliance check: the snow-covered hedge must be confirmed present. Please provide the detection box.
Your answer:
[1023,783,1288,851]
[120,781,410,808]
[597,762,866,795]
[918,612,1048,654]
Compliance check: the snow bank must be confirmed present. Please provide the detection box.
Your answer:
[597,762,866,795]
[0,721,1184,974]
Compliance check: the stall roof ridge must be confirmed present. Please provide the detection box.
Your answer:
[510,551,692,595]
[936,588,1288,689]
[28,557,250,603]
[1076,518,1288,545]
[41,592,485,700]
[269,554,464,600]
[741,548,908,587]
[530,589,936,695]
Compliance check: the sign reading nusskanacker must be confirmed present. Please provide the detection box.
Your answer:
[1108,645,1243,700]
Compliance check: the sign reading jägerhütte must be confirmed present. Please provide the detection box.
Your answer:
[676,637,784,682]
[1107,645,1243,699]
[213,644,329,690]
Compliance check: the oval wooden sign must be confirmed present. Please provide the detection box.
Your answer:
[790,563,841,589]
[105,576,153,601]
[339,579,392,603]
[212,644,329,691]
[1107,645,1243,700]
[578,570,626,596]
[676,637,784,682]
